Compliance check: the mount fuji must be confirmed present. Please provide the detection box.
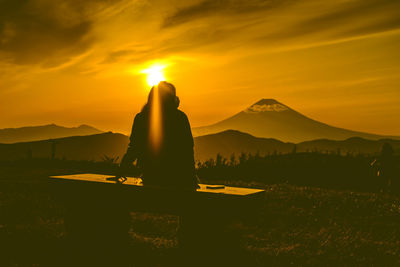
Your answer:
[192,99,400,142]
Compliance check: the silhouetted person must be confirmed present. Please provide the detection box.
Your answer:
[120,81,198,189]
[119,82,203,264]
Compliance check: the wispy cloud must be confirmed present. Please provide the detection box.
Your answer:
[0,0,127,67]
[162,0,294,28]
[3,0,399,71]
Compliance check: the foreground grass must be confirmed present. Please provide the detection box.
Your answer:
[1,179,400,266]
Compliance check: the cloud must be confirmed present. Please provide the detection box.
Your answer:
[195,0,397,51]
[160,0,400,53]
[162,0,294,28]
[288,0,400,39]
[0,0,125,68]
[3,0,400,72]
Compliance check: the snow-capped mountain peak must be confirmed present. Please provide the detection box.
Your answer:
[245,99,288,113]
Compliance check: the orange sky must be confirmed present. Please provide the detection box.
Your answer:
[0,0,400,135]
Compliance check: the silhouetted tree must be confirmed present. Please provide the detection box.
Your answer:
[229,153,236,166]
[239,152,247,165]
[197,150,386,192]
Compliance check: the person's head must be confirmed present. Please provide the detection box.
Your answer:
[147,81,180,110]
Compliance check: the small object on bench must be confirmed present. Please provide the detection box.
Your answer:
[106,176,127,183]
[206,185,225,189]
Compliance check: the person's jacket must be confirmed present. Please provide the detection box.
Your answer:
[120,106,197,189]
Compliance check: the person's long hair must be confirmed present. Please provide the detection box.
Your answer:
[141,81,179,113]
[141,81,180,154]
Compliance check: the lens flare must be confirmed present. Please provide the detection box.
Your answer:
[139,63,168,153]
[150,85,162,153]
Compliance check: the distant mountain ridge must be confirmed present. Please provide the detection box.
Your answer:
[0,124,103,144]
[0,132,128,161]
[0,130,399,163]
[194,130,294,161]
[195,130,400,161]
[192,99,400,142]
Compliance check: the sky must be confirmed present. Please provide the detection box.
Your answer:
[0,0,400,135]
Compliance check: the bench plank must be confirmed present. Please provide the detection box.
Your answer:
[49,173,265,197]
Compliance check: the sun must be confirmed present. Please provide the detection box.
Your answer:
[140,64,166,87]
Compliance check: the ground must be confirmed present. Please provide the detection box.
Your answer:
[1,177,400,266]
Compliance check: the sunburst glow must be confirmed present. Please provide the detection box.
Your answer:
[140,64,166,87]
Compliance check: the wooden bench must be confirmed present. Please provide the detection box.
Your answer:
[49,173,265,265]
[49,173,265,215]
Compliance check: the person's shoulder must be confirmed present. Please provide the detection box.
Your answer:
[176,109,186,116]
[135,110,147,119]
[133,111,146,125]
[176,109,189,121]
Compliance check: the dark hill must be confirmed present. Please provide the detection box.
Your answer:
[0,130,295,162]
[194,130,294,161]
[297,137,400,155]
[0,132,128,161]
[1,130,398,163]
[0,124,103,143]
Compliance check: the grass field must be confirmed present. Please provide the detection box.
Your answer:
[1,175,400,266]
